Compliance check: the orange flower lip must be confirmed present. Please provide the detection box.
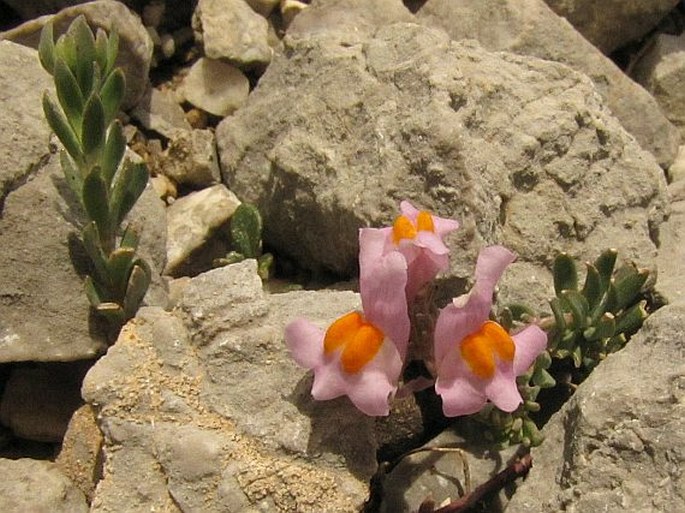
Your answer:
[460,321,516,379]
[392,211,435,244]
[324,311,385,374]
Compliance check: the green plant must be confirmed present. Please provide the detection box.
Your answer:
[214,203,273,280]
[39,16,151,331]
[474,249,650,447]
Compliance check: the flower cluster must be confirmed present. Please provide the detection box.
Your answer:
[285,201,547,417]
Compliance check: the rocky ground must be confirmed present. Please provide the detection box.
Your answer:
[0,1,684,512]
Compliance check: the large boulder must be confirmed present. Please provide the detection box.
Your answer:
[81,260,377,512]
[415,0,680,168]
[217,21,668,306]
[543,0,680,54]
[505,302,685,512]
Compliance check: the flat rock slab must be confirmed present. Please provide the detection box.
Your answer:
[82,260,377,512]
[0,458,88,513]
[217,22,667,306]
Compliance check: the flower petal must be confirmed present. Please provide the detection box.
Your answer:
[435,371,487,417]
[512,324,548,375]
[284,318,325,370]
[359,226,393,264]
[359,250,410,357]
[434,298,488,369]
[466,245,517,321]
[414,231,450,255]
[484,363,522,412]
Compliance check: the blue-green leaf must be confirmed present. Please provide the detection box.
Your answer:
[38,22,55,74]
[43,93,83,164]
[54,57,84,133]
[81,93,106,165]
[100,68,125,124]
[553,253,578,295]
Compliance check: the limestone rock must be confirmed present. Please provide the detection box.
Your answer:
[505,302,685,513]
[632,32,685,140]
[165,184,241,275]
[415,0,680,168]
[0,0,154,110]
[81,261,377,512]
[245,0,281,17]
[179,57,250,117]
[160,129,221,187]
[56,404,103,503]
[0,41,53,206]
[543,0,679,54]
[379,429,518,513]
[193,0,271,67]
[0,458,89,513]
[0,154,108,362]
[217,21,667,308]
[131,87,192,139]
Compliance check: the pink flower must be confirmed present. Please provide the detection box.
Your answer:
[285,248,410,416]
[433,246,547,417]
[360,200,459,302]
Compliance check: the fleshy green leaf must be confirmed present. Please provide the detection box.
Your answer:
[81,93,106,165]
[53,57,84,133]
[231,203,263,258]
[38,22,55,74]
[612,265,649,312]
[95,302,126,326]
[108,247,136,300]
[72,16,97,95]
[105,30,119,77]
[614,301,648,335]
[123,259,151,319]
[84,275,104,308]
[111,161,148,226]
[119,223,140,251]
[54,33,78,76]
[560,290,589,330]
[60,150,83,203]
[82,221,109,285]
[43,93,83,164]
[101,121,125,187]
[100,68,125,123]
[583,312,615,342]
[82,170,112,247]
[594,248,618,291]
[94,28,109,74]
[553,253,578,295]
[582,263,602,311]
[257,253,273,280]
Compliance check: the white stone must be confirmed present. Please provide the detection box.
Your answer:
[180,57,250,117]
[194,0,272,66]
[165,184,241,274]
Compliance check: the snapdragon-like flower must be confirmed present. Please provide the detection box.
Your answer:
[434,246,547,417]
[360,200,459,301]
[285,245,410,416]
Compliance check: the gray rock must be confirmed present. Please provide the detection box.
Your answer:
[415,0,680,168]
[0,362,88,442]
[81,261,377,512]
[0,0,154,111]
[505,302,685,512]
[130,87,192,139]
[160,128,222,187]
[0,154,108,362]
[217,22,667,307]
[0,458,89,513]
[0,41,54,205]
[245,0,281,17]
[179,57,250,117]
[379,429,519,513]
[56,404,103,503]
[543,0,680,54]
[632,32,685,140]
[164,184,241,275]
[655,188,685,304]
[193,0,272,67]
[287,0,414,41]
